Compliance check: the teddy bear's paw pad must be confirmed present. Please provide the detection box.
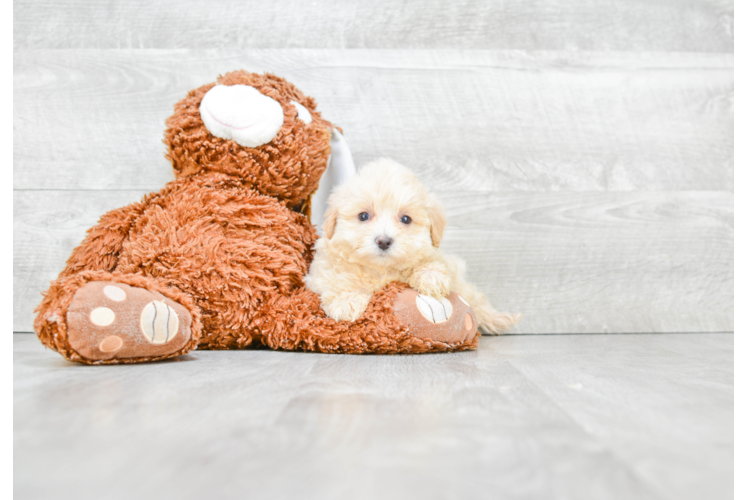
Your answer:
[415,295,453,324]
[140,301,180,344]
[66,281,192,362]
[394,289,478,345]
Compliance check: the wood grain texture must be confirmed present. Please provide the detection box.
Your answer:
[12,8,734,335]
[13,189,733,334]
[14,333,733,500]
[730,189,748,332]
[14,49,734,192]
[13,0,733,52]
[730,53,748,332]
[437,190,733,334]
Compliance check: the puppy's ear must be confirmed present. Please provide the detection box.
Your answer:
[428,200,447,248]
[323,206,338,239]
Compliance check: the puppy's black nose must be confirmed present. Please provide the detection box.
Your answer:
[375,236,393,250]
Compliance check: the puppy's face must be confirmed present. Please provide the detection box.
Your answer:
[323,159,446,269]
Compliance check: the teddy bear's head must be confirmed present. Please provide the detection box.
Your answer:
[164,71,335,212]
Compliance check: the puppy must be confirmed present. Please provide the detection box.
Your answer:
[304,158,521,334]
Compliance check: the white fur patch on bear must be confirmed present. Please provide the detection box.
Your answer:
[291,101,312,124]
[199,84,284,148]
[416,295,453,324]
[140,301,179,344]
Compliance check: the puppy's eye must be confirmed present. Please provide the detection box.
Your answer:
[358,212,370,222]
[400,215,412,225]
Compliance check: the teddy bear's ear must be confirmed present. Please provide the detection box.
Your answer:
[323,206,339,239]
[428,199,447,248]
[311,128,357,229]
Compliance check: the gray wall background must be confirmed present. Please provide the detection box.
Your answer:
[13,0,734,334]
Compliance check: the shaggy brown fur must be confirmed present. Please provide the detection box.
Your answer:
[34,71,479,364]
[164,72,333,212]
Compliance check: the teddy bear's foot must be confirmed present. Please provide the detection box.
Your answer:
[393,289,478,346]
[65,281,193,362]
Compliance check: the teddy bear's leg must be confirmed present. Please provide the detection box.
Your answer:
[35,270,202,364]
[260,283,479,354]
[34,200,202,364]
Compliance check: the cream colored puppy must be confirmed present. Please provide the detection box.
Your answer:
[305,158,520,334]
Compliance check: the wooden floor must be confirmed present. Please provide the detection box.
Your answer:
[14,333,733,500]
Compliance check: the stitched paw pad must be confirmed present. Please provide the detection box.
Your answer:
[394,289,477,344]
[415,295,453,324]
[140,300,180,344]
[65,281,193,362]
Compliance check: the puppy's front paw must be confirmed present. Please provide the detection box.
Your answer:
[322,293,371,322]
[409,263,451,299]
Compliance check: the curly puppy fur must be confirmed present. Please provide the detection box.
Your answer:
[34,72,479,364]
[305,159,521,333]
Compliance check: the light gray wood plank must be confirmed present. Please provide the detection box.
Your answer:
[730,193,748,332]
[14,49,734,192]
[13,0,733,52]
[13,189,733,334]
[730,52,748,332]
[14,332,733,500]
[436,190,733,334]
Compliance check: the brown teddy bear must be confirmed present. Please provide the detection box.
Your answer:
[34,71,479,365]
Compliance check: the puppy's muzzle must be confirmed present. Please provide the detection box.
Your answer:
[375,236,393,251]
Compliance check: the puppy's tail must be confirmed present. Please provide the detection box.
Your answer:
[444,255,522,335]
[472,304,523,335]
